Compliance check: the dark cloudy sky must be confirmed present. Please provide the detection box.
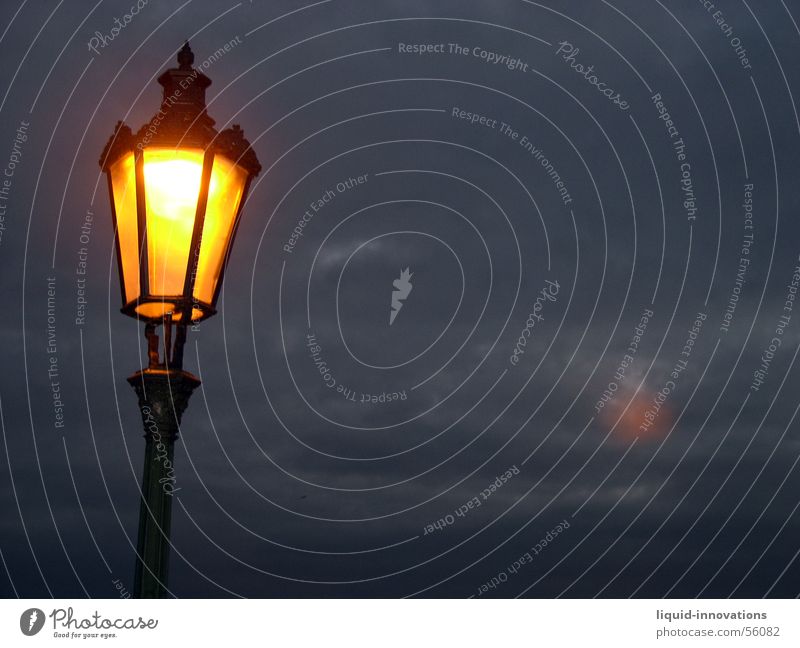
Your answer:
[1,0,800,598]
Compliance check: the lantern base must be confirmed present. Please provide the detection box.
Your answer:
[121,297,215,325]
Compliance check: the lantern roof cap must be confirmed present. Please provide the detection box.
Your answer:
[157,42,212,108]
[100,43,261,177]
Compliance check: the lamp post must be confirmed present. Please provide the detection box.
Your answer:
[99,43,261,598]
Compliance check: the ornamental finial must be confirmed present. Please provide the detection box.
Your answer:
[177,42,194,69]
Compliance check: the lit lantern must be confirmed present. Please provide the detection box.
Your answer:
[100,43,261,325]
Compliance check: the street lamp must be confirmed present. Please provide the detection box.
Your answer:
[99,43,260,598]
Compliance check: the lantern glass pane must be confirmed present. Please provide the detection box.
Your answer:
[109,153,139,303]
[142,147,204,297]
[193,154,248,305]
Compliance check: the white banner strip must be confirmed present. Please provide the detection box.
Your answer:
[1,599,798,647]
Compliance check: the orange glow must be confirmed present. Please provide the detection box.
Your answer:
[111,147,248,322]
[598,387,674,441]
[109,153,139,303]
[135,302,204,321]
[143,148,204,297]
[136,302,176,319]
[193,155,247,304]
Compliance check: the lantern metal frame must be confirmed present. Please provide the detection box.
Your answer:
[99,43,261,327]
